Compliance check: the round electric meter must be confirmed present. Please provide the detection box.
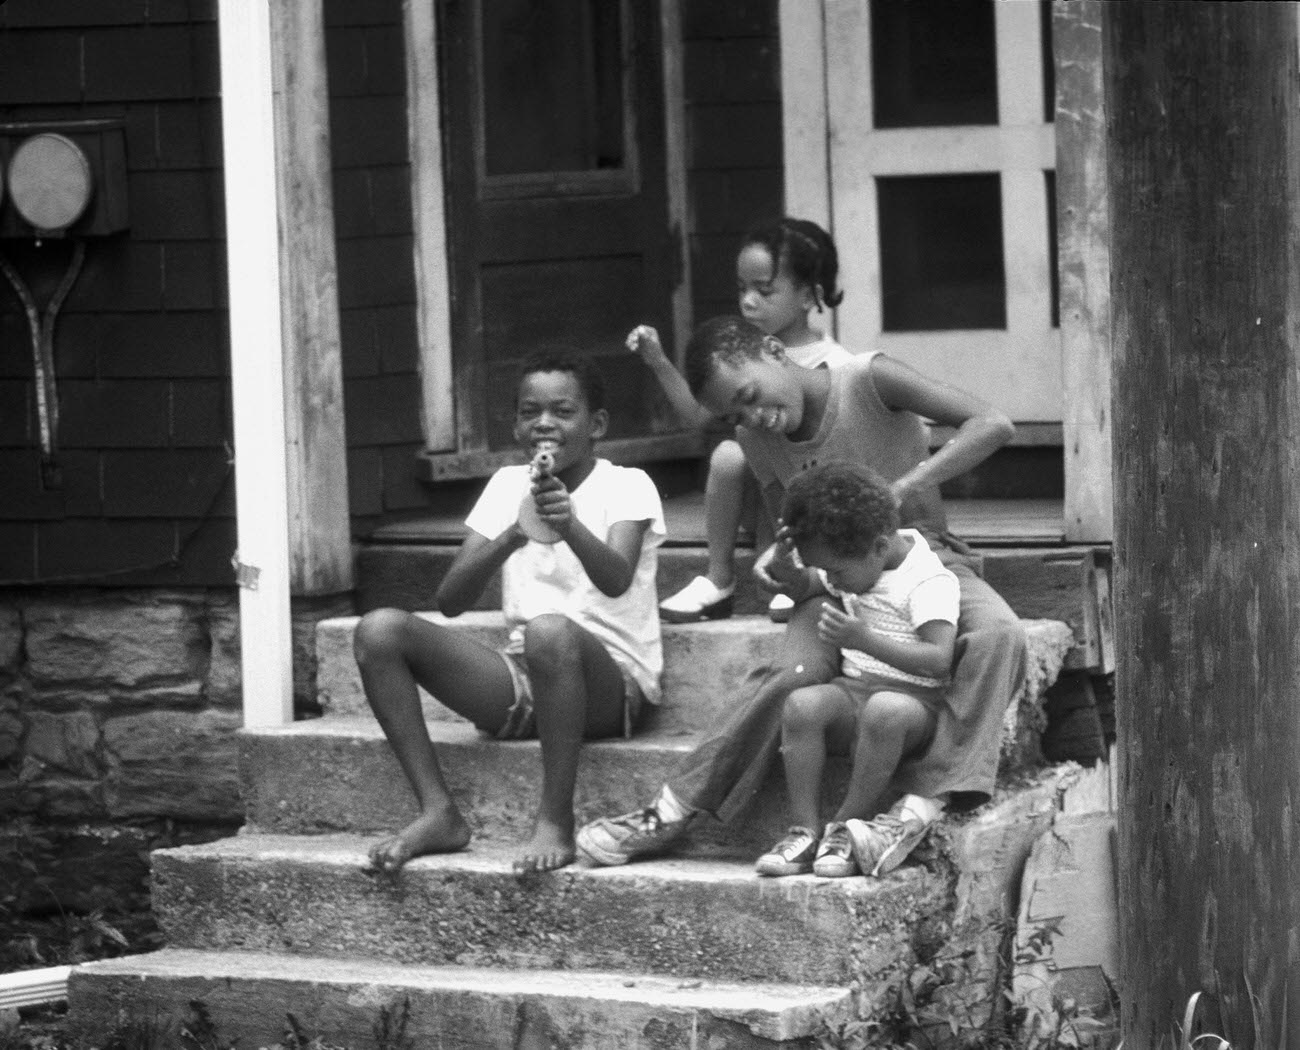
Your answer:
[8,133,94,233]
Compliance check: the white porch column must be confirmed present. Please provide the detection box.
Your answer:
[218,0,294,727]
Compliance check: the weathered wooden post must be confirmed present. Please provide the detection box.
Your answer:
[1106,4,1300,1047]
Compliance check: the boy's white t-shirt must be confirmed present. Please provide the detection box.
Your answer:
[786,334,853,370]
[819,529,960,690]
[464,458,665,704]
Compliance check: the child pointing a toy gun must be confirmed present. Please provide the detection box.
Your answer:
[353,352,665,875]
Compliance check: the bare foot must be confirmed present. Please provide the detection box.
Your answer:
[512,819,576,874]
[366,806,472,873]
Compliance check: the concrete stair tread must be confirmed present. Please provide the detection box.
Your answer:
[71,948,852,1046]
[150,832,945,985]
[167,830,919,888]
[250,715,699,752]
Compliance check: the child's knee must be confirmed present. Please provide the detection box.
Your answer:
[858,692,922,737]
[782,685,836,731]
[354,607,410,665]
[522,613,582,668]
[709,438,746,479]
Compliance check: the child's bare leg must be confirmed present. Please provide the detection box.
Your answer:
[354,609,516,871]
[515,614,626,873]
[780,684,857,832]
[704,439,748,588]
[834,691,935,822]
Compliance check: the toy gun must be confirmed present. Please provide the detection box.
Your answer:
[517,440,562,543]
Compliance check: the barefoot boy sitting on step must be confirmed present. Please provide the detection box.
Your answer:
[356,352,664,874]
[755,462,957,879]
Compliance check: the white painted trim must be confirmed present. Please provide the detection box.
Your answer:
[218,0,294,728]
[995,0,1046,128]
[660,0,693,360]
[0,965,70,1010]
[823,0,879,342]
[405,0,456,452]
[780,0,831,230]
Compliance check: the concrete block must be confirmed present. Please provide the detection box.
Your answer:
[1013,813,1119,1040]
[69,948,853,1048]
[149,834,947,988]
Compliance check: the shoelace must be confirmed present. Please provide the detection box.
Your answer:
[772,827,815,856]
[821,824,851,855]
[616,807,664,832]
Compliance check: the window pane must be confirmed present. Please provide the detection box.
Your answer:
[878,174,1006,331]
[481,0,625,176]
[871,0,998,129]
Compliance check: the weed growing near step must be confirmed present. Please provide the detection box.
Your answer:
[73,996,416,1050]
[815,899,1119,1050]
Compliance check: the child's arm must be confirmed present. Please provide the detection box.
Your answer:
[627,325,714,430]
[530,474,650,597]
[866,356,1015,507]
[752,521,827,601]
[818,606,957,680]
[436,526,528,617]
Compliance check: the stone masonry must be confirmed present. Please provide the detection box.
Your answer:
[0,587,352,823]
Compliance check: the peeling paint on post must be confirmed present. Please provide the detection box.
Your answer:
[1105,4,1300,1047]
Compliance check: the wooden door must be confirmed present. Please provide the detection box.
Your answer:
[435,0,688,475]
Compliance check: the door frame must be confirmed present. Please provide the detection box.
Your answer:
[405,0,692,464]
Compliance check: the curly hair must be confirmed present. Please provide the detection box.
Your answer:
[741,217,844,310]
[781,462,899,557]
[517,351,606,412]
[683,315,769,395]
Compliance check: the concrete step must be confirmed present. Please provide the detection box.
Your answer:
[239,719,854,857]
[69,947,853,1048]
[148,834,948,988]
[316,612,1077,744]
[319,612,779,736]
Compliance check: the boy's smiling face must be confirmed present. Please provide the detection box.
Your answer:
[697,342,807,435]
[513,369,607,474]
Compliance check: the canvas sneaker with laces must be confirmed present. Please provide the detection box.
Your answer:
[755,825,819,877]
[659,575,735,623]
[811,821,859,877]
[845,797,937,877]
[576,807,691,866]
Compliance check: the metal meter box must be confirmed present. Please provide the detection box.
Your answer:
[0,119,129,238]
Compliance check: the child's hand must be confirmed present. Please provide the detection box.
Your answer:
[817,600,869,649]
[753,526,806,595]
[626,324,667,364]
[529,473,574,536]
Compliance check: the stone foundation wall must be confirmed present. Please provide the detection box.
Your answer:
[0,588,353,823]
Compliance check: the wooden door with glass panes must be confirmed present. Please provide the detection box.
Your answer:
[437,0,683,468]
[824,0,1059,422]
